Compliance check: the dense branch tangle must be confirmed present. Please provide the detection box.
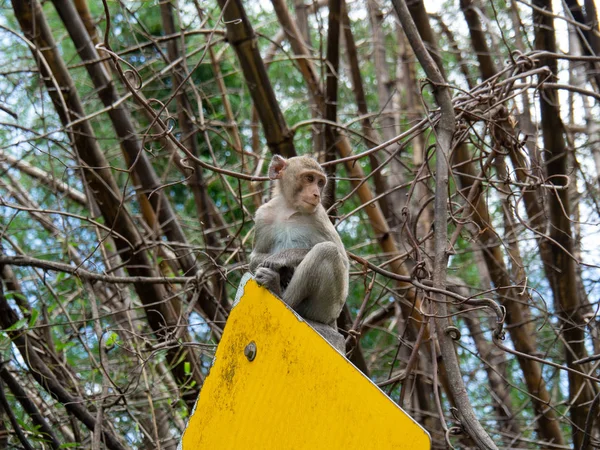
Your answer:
[0,0,600,448]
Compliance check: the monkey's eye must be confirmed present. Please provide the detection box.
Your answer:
[306,174,314,183]
[318,179,325,188]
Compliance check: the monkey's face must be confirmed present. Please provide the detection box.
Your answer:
[290,170,326,214]
[270,155,327,214]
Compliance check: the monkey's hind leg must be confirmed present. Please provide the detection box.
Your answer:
[282,242,348,325]
[305,318,346,353]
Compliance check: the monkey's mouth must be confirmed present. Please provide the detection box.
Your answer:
[303,201,319,208]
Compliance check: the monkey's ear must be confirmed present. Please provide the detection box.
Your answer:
[268,155,288,180]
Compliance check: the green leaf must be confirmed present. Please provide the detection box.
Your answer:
[56,271,66,283]
[6,317,27,331]
[28,309,39,328]
[105,331,120,347]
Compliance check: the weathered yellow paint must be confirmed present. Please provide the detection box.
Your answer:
[180,275,431,449]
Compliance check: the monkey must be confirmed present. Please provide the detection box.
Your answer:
[249,155,349,352]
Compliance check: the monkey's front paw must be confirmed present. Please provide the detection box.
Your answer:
[255,267,282,297]
[261,258,284,271]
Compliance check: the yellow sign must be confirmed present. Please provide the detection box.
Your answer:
[180,274,431,449]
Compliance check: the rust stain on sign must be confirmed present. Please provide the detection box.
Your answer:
[180,274,431,449]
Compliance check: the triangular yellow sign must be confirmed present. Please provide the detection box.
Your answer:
[180,274,431,449]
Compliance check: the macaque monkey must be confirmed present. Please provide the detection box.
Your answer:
[250,155,349,350]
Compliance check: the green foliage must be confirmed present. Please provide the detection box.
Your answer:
[1,0,598,447]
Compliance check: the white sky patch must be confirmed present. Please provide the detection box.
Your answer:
[423,0,441,14]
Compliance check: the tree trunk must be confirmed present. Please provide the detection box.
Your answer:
[533,1,593,445]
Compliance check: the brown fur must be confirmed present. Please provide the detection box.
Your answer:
[250,156,349,351]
